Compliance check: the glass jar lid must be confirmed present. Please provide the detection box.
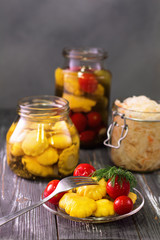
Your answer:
[17,95,70,119]
[114,102,160,122]
[62,47,108,60]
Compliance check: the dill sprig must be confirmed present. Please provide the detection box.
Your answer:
[92,166,137,189]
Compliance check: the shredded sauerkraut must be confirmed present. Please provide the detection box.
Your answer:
[111,96,160,171]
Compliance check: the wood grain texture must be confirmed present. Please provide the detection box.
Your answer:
[0,109,160,240]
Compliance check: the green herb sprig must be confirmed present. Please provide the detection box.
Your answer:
[92,166,137,189]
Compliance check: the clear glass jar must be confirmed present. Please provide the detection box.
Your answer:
[104,103,160,172]
[55,47,112,148]
[6,95,80,179]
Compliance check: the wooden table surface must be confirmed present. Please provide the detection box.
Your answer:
[0,109,160,240]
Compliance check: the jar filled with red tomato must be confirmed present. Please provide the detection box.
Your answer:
[55,47,112,148]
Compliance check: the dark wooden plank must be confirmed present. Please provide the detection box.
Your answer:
[132,173,160,240]
[57,216,140,240]
[79,148,113,169]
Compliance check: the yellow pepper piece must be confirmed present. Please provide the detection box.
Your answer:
[22,156,55,178]
[25,121,54,134]
[93,199,115,217]
[72,134,80,149]
[53,121,70,135]
[11,142,24,156]
[63,71,83,96]
[55,68,64,87]
[92,84,104,97]
[67,123,77,136]
[128,192,137,204]
[22,130,48,156]
[76,178,106,200]
[63,93,96,113]
[58,144,79,176]
[59,193,97,218]
[49,134,72,149]
[24,121,39,131]
[36,147,59,166]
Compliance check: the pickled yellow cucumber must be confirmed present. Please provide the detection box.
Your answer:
[49,134,72,149]
[58,144,79,175]
[22,130,48,156]
[36,147,59,166]
[22,156,55,177]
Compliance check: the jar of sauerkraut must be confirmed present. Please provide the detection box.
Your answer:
[55,47,111,148]
[6,95,79,179]
[104,96,160,172]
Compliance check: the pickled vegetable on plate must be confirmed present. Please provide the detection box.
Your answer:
[59,193,97,218]
[43,165,138,218]
[73,163,96,177]
[93,166,137,199]
[44,180,66,205]
[76,177,106,200]
[93,199,115,217]
[114,196,133,215]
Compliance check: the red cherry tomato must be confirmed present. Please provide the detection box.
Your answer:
[43,180,65,205]
[80,130,95,142]
[114,196,133,215]
[71,113,87,133]
[73,163,96,177]
[78,72,98,93]
[107,176,130,199]
[87,112,102,128]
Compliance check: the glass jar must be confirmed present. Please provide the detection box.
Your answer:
[6,95,80,179]
[55,47,112,148]
[104,102,160,172]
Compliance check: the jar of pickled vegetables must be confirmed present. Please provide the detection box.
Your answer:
[55,47,112,148]
[6,95,80,179]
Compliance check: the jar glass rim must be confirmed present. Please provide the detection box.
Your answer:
[114,102,160,122]
[63,47,108,60]
[114,103,160,114]
[18,95,70,118]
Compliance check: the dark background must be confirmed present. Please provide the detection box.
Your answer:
[1,0,160,109]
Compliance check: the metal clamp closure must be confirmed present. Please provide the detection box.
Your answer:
[103,111,128,149]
